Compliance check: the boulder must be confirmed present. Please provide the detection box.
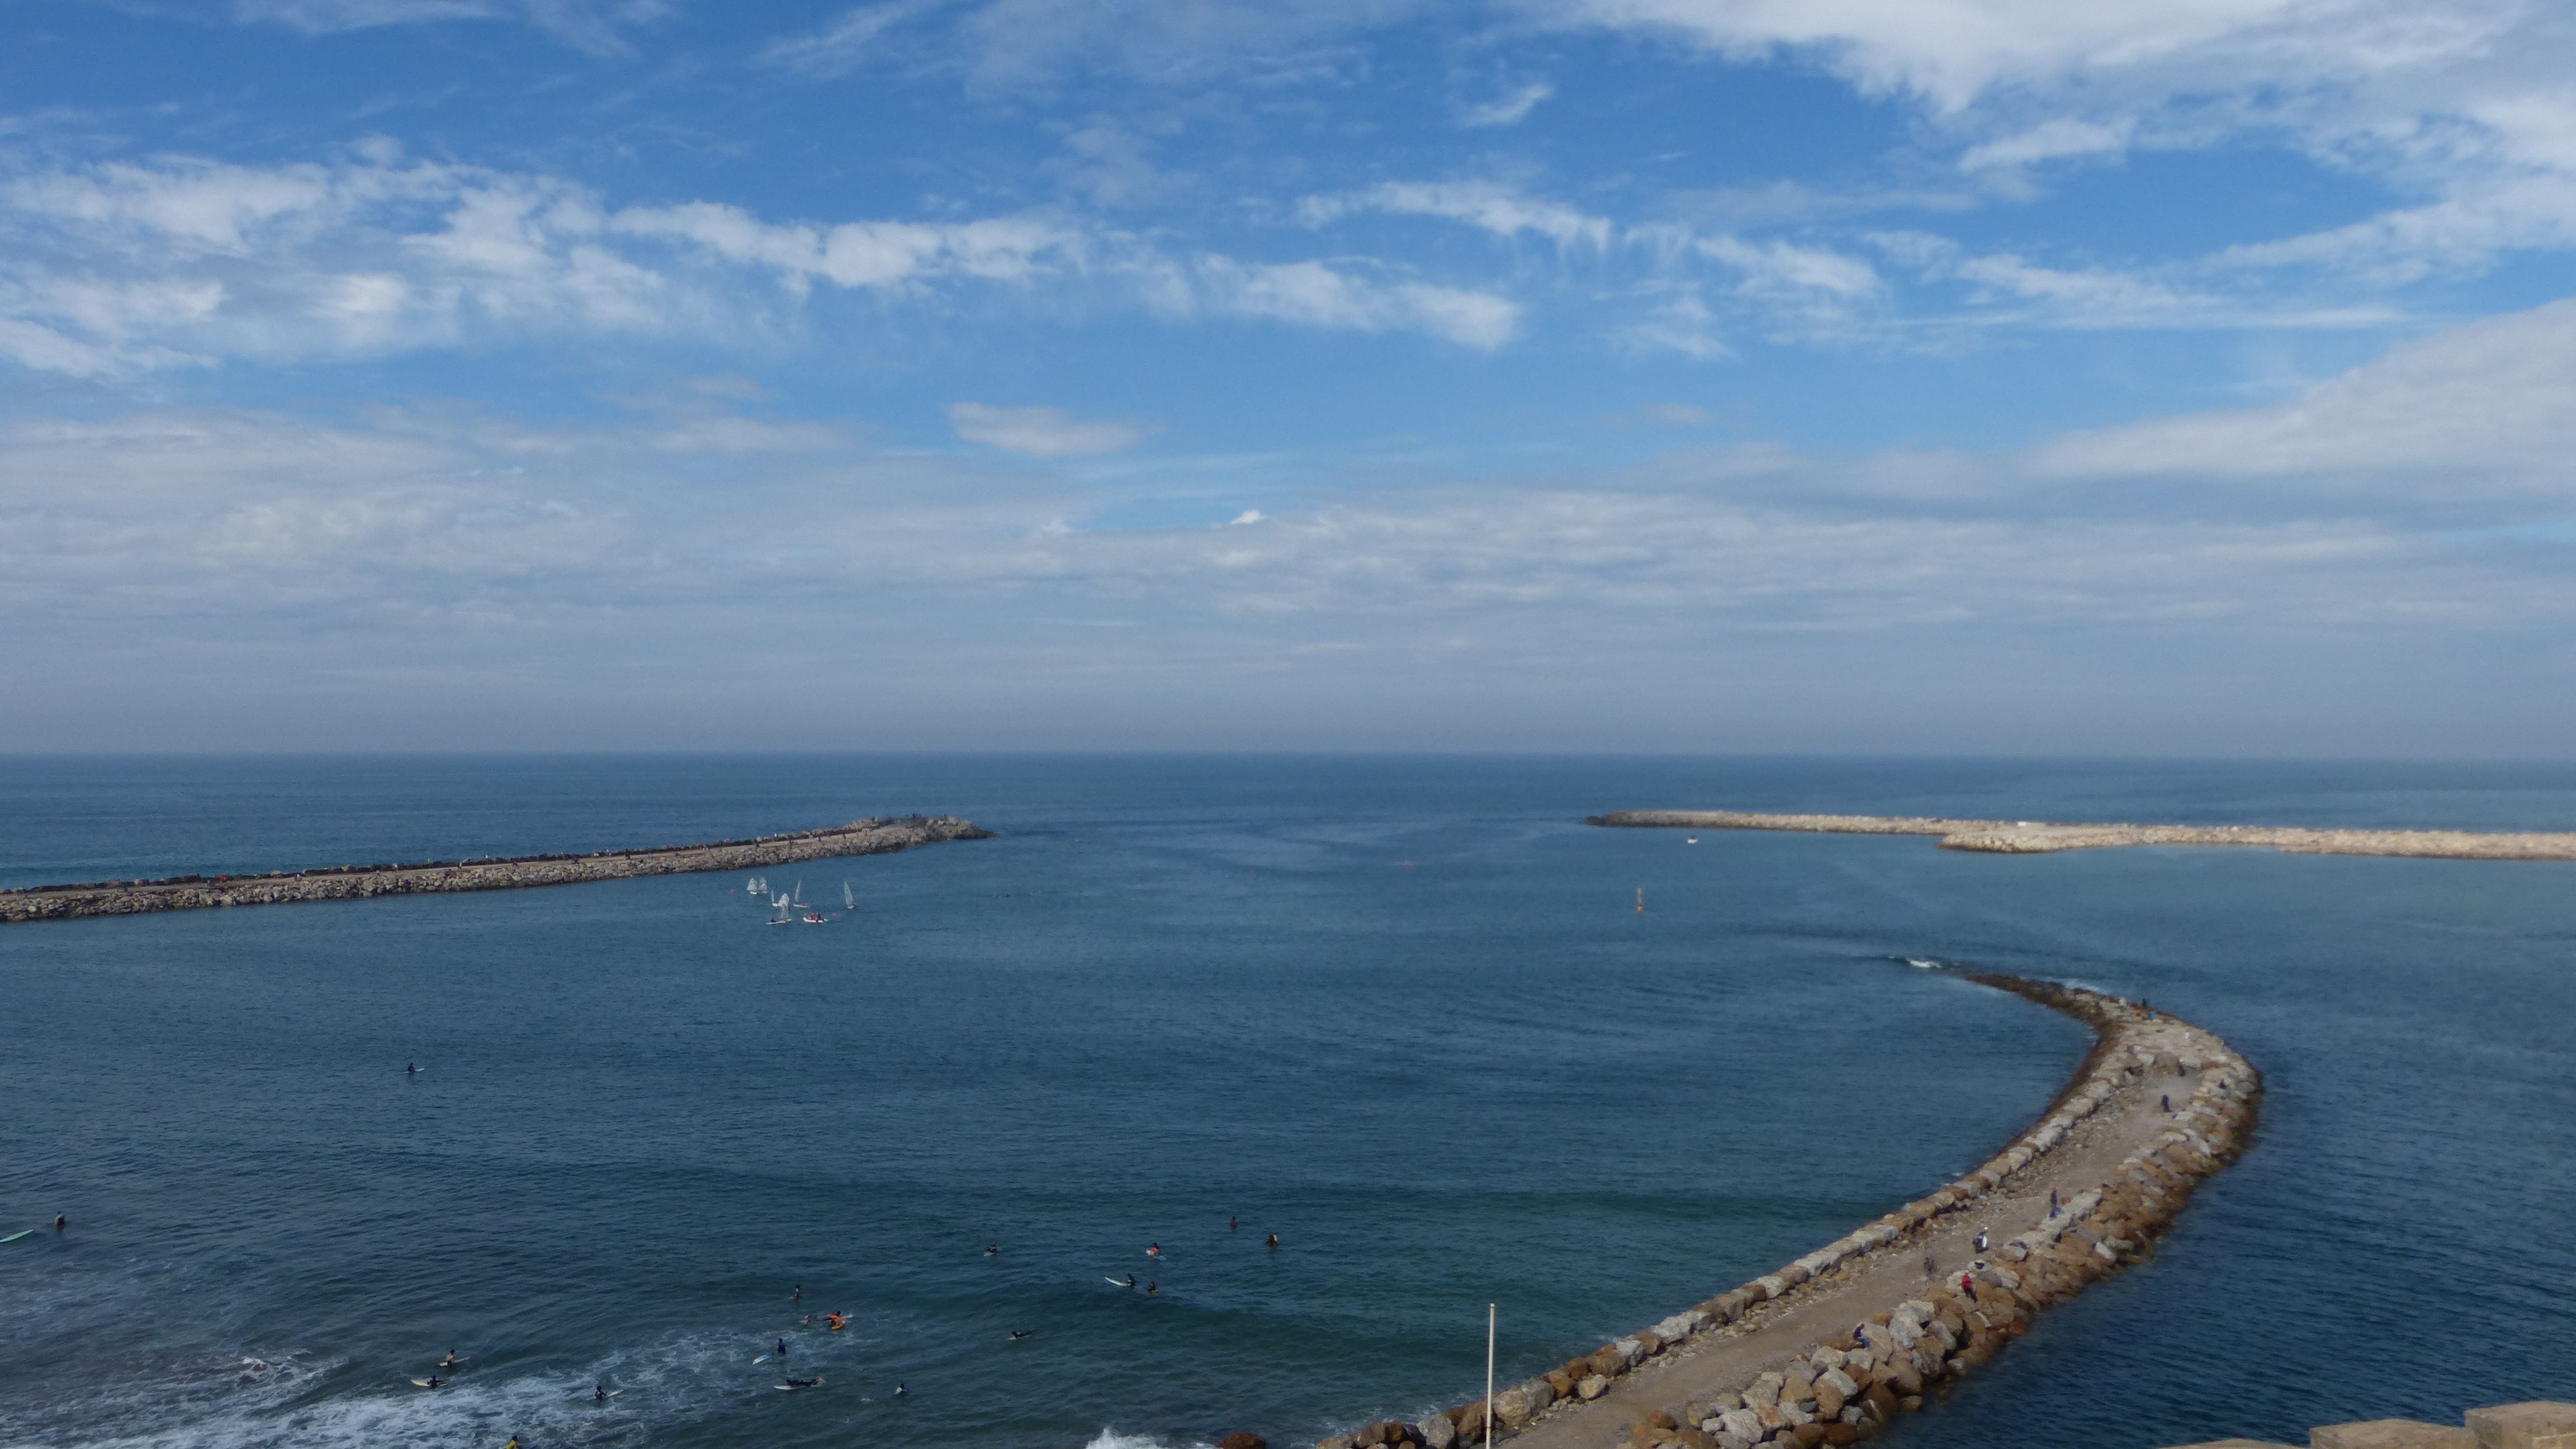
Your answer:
[1746,1375,1783,1412]
[1545,1370,1577,1398]
[1821,1426,1863,1447]
[1613,1338,1646,1366]
[1219,1435,1266,1449]
[1590,1349,1628,1379]
[1813,1381,1846,1419]
[1418,1417,1455,1449]
[1719,1409,1764,1441]
[1789,1425,1830,1448]
[1635,1331,1666,1358]
[1580,1376,1611,1401]
[1492,1389,1535,1431]
[1319,1437,1357,1449]
[1756,1276,1788,1300]
[2465,1403,2576,1449]
[2310,1422,2474,1449]
[1452,1403,1485,1441]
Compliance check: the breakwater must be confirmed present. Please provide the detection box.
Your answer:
[1586,809,2576,861]
[0,816,991,925]
[2166,1399,2576,1449]
[1278,970,2258,1449]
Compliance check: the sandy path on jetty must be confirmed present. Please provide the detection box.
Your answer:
[1586,809,2576,861]
[1504,1072,2199,1449]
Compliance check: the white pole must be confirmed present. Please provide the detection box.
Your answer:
[1485,1302,1497,1449]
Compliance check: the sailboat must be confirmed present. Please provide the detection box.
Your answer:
[768,892,793,926]
[841,881,855,912]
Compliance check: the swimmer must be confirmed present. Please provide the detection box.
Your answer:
[793,1284,804,1302]
[1228,1217,1238,1231]
[776,1337,789,1358]
[1009,1329,1035,1341]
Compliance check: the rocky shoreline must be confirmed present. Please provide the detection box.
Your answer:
[1586,809,2576,861]
[1278,969,2259,1449]
[0,816,991,925]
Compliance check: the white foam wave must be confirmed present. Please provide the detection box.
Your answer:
[1087,1429,1212,1449]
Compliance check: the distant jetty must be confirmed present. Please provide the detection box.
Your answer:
[0,816,991,925]
[1584,809,2576,861]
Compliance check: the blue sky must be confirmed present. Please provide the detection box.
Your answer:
[4,0,2574,753]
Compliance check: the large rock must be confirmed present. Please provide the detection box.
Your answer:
[1492,1389,1536,1431]
[2466,1404,2576,1449]
[2311,1422,2475,1449]
[1718,1409,1764,1442]
[1418,1417,1455,1449]
[1578,1375,1610,1401]
[1219,1435,1266,1449]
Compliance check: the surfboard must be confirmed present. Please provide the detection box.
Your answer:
[776,1379,823,1391]
[0,1229,34,1243]
[410,1379,445,1389]
[1105,1276,1133,1285]
[752,1355,771,1364]
[593,1390,622,1400]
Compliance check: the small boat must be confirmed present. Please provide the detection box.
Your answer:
[768,893,793,926]
[802,910,827,925]
[841,881,856,912]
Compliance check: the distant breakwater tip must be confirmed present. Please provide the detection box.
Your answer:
[0,815,992,925]
[1585,808,2576,861]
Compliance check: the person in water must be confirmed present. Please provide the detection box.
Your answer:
[1120,1274,1137,1289]
[595,1380,610,1403]
[438,1350,463,1370]
[1009,1329,1035,1341]
[776,1337,789,1357]
[423,1376,449,1390]
[784,1376,821,1389]
[1145,1242,1161,1257]
[895,1383,908,1398]
[1265,1234,1278,1250]
[825,1313,847,1331]
[54,1215,67,1232]
[793,1284,804,1302]
[407,1062,420,1076]
[984,1244,999,1256]
[1228,1217,1238,1231]
[1145,1282,1158,1295]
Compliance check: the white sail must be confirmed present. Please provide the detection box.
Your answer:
[842,881,855,910]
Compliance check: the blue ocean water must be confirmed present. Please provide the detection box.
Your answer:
[1,756,2570,1449]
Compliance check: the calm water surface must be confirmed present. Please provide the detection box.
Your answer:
[1,757,2570,1449]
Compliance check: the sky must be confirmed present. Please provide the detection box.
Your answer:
[3,0,2574,755]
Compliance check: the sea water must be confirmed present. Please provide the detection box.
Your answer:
[1,756,2570,1449]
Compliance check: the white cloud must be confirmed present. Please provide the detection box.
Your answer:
[1960,117,2137,172]
[231,0,670,55]
[759,0,951,77]
[1179,258,1521,349]
[1301,180,1614,250]
[1460,79,1556,127]
[948,402,1156,457]
[0,149,1523,373]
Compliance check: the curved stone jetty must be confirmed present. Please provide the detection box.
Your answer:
[1587,808,2576,861]
[1281,970,2260,1449]
[0,816,991,925]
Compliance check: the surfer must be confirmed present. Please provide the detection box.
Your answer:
[422,1376,449,1390]
[406,1062,419,1076]
[438,1350,465,1371]
[1265,1233,1278,1250]
[783,1376,822,1390]
[54,1215,67,1232]
[1145,1282,1158,1296]
[1008,1329,1035,1341]
[1228,1216,1238,1232]
[896,1383,908,1398]
[595,1381,610,1404]
[1120,1274,1137,1289]
[825,1313,847,1332]
[793,1284,804,1302]
[1145,1242,1161,1258]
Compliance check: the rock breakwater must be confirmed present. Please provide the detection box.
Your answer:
[1278,970,2258,1449]
[0,816,991,925]
[1586,809,2576,861]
